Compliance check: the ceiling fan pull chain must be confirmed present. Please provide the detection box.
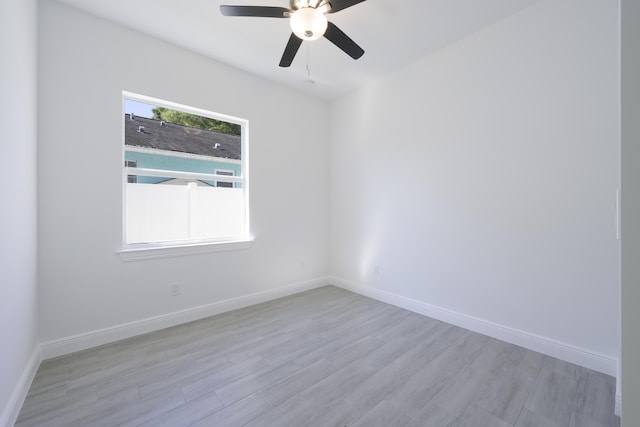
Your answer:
[306,43,312,78]
[304,43,316,84]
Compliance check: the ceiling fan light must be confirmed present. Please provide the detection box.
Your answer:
[290,7,327,41]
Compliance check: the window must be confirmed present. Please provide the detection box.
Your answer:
[121,92,250,255]
[125,160,138,183]
[215,169,234,188]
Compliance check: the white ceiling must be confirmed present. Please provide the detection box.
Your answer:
[54,0,542,100]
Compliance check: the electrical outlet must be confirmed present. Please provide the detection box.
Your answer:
[170,283,181,297]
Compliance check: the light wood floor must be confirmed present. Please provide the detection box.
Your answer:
[16,286,620,427]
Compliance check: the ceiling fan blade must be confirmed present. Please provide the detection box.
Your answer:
[220,5,290,18]
[279,33,303,67]
[323,21,364,60]
[325,0,366,14]
[317,2,332,14]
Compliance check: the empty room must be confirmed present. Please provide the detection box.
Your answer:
[2,0,639,426]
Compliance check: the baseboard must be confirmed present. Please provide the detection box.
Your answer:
[331,277,619,378]
[41,277,329,360]
[615,393,621,417]
[0,345,41,427]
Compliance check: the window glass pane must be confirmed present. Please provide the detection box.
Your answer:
[123,95,247,246]
[124,106,241,177]
[126,177,244,244]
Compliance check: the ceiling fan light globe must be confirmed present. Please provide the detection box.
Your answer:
[290,7,327,41]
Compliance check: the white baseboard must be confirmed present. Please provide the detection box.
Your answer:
[0,345,41,427]
[331,277,619,378]
[41,277,329,360]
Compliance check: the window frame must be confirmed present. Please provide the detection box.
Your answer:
[118,91,252,261]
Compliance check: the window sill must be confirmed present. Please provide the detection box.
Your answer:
[117,238,253,262]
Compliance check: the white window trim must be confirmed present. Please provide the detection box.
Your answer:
[120,91,251,260]
[124,167,243,184]
[117,238,254,262]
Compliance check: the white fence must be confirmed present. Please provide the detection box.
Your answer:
[126,182,244,244]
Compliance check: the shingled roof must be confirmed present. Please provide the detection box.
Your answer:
[124,114,241,160]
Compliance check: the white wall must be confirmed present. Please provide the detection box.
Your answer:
[38,1,329,344]
[0,0,39,424]
[330,0,620,365]
[621,0,640,423]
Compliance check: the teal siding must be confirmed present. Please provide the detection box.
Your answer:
[125,150,241,186]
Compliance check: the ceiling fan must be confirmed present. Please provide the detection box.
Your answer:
[220,0,366,67]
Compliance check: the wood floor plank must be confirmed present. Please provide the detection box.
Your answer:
[360,334,414,370]
[180,355,268,402]
[430,363,490,413]
[300,399,362,427]
[189,393,270,427]
[573,369,619,427]
[75,388,185,427]
[350,400,412,427]
[452,404,513,427]
[136,390,223,427]
[225,332,296,364]
[299,360,378,407]
[343,328,470,415]
[474,370,535,424]
[515,408,565,427]
[213,359,299,406]
[96,353,195,399]
[15,389,99,427]
[259,359,337,407]
[525,363,580,425]
[403,401,459,427]
[327,334,385,368]
[250,326,328,365]
[15,286,620,427]
[243,396,315,427]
